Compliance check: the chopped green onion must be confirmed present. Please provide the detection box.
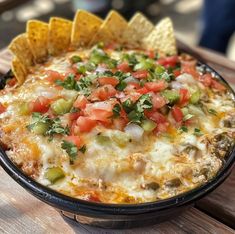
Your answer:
[51,99,73,115]
[190,90,201,104]
[96,134,110,144]
[141,119,157,132]
[45,167,65,183]
[18,102,30,115]
[162,90,180,104]
[30,122,49,135]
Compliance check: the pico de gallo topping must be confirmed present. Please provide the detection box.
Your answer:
[22,43,228,162]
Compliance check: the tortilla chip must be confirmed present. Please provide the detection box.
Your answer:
[123,12,154,48]
[26,20,48,63]
[11,57,28,85]
[89,10,128,45]
[48,17,72,55]
[143,17,177,56]
[71,10,103,47]
[8,33,34,67]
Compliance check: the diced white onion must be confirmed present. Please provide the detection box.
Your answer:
[176,73,196,85]
[124,123,144,141]
[171,81,182,90]
[125,76,139,83]
[95,66,107,73]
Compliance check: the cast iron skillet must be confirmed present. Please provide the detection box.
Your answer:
[0,58,235,229]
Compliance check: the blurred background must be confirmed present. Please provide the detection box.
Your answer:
[0,0,235,60]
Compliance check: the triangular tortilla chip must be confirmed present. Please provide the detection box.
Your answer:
[143,17,177,56]
[8,33,34,67]
[71,10,103,47]
[11,57,28,85]
[26,20,49,63]
[123,12,154,48]
[89,10,128,45]
[48,17,72,55]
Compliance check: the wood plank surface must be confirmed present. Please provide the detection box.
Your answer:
[196,169,235,229]
[0,47,235,233]
[1,167,234,234]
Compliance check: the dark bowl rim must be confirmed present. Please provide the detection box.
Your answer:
[0,57,235,216]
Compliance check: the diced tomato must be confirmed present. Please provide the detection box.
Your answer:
[144,80,167,92]
[171,106,183,122]
[173,69,181,77]
[211,79,226,91]
[87,192,101,202]
[29,96,51,113]
[179,88,190,106]
[157,56,179,68]
[181,59,199,79]
[69,112,82,122]
[7,78,17,87]
[89,109,113,122]
[151,94,166,110]
[145,111,167,124]
[76,116,97,132]
[136,87,149,94]
[156,122,169,133]
[147,50,155,59]
[85,101,114,122]
[121,92,141,103]
[199,73,212,87]
[132,70,148,79]
[65,135,83,148]
[113,118,127,131]
[91,85,117,101]
[73,95,89,109]
[45,70,63,83]
[117,62,132,72]
[0,102,6,114]
[98,77,119,86]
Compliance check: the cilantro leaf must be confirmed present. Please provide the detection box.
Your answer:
[61,140,78,164]
[136,94,152,112]
[79,145,86,154]
[194,128,203,136]
[113,103,121,117]
[56,74,77,90]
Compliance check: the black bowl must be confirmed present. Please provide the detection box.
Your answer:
[0,62,235,229]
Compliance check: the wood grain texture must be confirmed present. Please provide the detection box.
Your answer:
[0,168,234,234]
[196,169,235,229]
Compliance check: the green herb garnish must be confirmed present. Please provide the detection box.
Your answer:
[208,108,217,116]
[194,128,203,136]
[61,140,78,163]
[113,103,121,117]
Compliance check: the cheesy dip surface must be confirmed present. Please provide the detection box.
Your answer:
[0,44,234,204]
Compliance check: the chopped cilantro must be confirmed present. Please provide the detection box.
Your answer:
[122,99,134,113]
[116,80,127,91]
[77,63,86,74]
[113,103,121,117]
[61,140,78,164]
[79,145,86,154]
[122,53,138,67]
[128,110,143,124]
[136,94,152,112]
[27,113,69,139]
[194,128,203,136]
[179,126,188,133]
[56,74,77,90]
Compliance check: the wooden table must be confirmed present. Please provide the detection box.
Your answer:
[0,47,235,234]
